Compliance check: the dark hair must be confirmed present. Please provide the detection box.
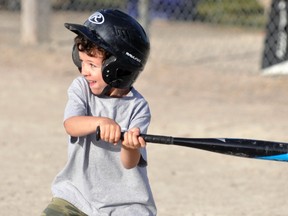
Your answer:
[74,35,111,60]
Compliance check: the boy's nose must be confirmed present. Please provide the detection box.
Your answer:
[81,63,90,76]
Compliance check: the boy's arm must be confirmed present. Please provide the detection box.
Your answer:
[64,116,121,144]
[121,128,146,169]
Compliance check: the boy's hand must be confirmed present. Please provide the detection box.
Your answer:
[98,118,121,145]
[122,127,146,149]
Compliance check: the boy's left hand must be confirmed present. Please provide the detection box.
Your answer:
[122,128,146,149]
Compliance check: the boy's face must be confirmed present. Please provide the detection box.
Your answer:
[79,51,108,95]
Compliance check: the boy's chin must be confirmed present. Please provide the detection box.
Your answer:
[90,89,103,96]
[90,85,112,97]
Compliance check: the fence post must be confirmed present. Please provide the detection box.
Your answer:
[262,0,288,75]
[138,0,150,35]
[21,0,51,45]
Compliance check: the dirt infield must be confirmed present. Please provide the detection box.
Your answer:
[1,11,288,216]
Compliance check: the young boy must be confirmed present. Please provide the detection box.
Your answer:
[41,9,157,216]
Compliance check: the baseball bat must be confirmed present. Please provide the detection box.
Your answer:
[95,126,288,162]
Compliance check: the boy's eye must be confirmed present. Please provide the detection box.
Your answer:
[90,63,97,68]
[81,60,101,71]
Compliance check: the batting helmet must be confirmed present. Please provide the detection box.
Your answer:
[65,9,150,89]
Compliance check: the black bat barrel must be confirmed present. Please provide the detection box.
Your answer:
[173,137,288,159]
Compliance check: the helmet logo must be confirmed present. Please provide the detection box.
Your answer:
[125,52,141,63]
[88,12,105,24]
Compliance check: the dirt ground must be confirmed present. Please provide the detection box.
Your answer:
[1,11,288,216]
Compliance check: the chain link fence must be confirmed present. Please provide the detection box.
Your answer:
[0,0,276,74]
[0,0,267,27]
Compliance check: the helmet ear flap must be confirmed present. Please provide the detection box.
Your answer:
[102,56,140,89]
[102,56,118,86]
[72,44,82,72]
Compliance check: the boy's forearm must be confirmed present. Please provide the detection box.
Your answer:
[64,116,100,137]
[120,146,141,169]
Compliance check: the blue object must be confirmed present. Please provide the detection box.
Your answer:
[257,153,288,162]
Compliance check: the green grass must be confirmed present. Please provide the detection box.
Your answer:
[79,0,125,8]
[197,0,266,28]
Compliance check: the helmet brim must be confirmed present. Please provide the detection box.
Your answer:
[64,23,114,54]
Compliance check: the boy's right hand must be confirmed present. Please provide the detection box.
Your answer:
[98,117,121,145]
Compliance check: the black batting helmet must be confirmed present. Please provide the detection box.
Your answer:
[65,9,150,89]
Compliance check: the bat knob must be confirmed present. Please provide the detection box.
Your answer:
[96,126,101,141]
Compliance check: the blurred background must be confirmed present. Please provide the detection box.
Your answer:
[0,0,268,26]
[0,0,272,70]
[2,1,288,216]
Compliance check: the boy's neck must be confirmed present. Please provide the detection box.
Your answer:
[108,87,131,98]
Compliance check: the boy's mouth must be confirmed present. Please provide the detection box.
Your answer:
[88,80,97,87]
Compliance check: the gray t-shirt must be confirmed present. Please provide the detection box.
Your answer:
[51,76,156,216]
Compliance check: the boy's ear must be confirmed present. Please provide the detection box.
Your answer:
[72,45,82,72]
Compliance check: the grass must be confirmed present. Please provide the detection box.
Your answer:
[196,0,266,28]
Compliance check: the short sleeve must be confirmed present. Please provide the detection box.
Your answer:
[64,77,89,121]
